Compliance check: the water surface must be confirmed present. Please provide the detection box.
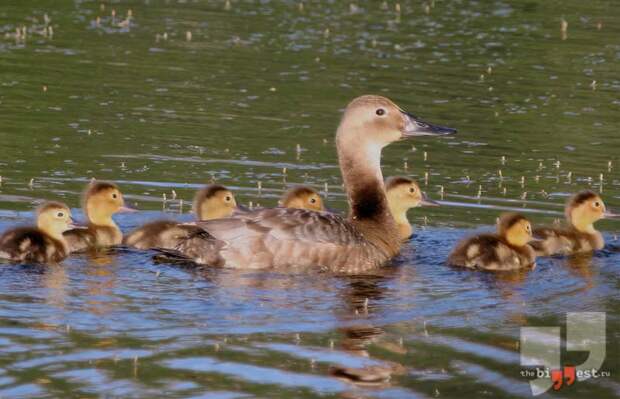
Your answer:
[0,0,619,397]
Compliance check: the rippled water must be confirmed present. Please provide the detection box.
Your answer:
[0,0,619,397]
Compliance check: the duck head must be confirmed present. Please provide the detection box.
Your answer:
[337,95,456,150]
[84,181,133,226]
[37,201,75,240]
[193,184,237,220]
[498,212,533,248]
[566,190,618,233]
[279,186,325,212]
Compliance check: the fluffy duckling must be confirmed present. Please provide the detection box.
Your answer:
[531,190,619,256]
[448,213,536,271]
[123,184,236,250]
[279,186,325,212]
[385,176,439,240]
[0,202,75,264]
[174,95,456,273]
[64,181,133,252]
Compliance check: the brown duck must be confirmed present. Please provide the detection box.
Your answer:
[64,181,134,252]
[123,184,237,250]
[448,212,537,271]
[174,95,456,273]
[531,190,619,256]
[0,202,75,264]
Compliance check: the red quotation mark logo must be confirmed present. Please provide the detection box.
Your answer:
[551,366,576,391]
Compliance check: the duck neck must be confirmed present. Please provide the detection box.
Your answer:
[38,224,69,251]
[337,136,401,255]
[388,203,413,240]
[86,203,118,230]
[572,219,597,235]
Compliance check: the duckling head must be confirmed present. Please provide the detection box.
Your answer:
[498,213,532,248]
[84,181,131,226]
[37,201,74,240]
[193,184,237,220]
[385,176,439,213]
[565,190,617,233]
[336,95,456,153]
[279,186,325,212]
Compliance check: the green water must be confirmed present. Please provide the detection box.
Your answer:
[0,0,619,398]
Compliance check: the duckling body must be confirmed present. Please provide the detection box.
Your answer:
[532,191,615,256]
[64,181,131,252]
[123,185,236,250]
[448,213,536,271]
[385,176,438,240]
[0,202,74,264]
[175,95,456,273]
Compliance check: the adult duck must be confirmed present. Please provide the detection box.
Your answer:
[176,95,456,273]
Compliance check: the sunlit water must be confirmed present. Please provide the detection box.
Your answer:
[0,0,619,397]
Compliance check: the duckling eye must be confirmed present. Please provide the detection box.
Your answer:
[310,197,317,204]
[112,193,118,199]
[376,108,386,116]
[57,212,64,218]
[594,201,601,208]
[409,187,416,193]
[225,196,231,202]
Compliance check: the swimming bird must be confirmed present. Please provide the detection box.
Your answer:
[64,181,134,252]
[279,186,325,212]
[385,176,439,240]
[123,184,237,250]
[0,202,75,264]
[531,190,619,256]
[447,213,537,271]
[174,95,456,273]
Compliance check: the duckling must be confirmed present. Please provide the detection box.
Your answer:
[174,95,456,273]
[531,190,619,256]
[279,186,325,212]
[123,184,237,250]
[0,202,75,264]
[448,213,536,271]
[64,181,133,252]
[385,176,439,240]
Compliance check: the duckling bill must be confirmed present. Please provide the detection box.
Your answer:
[0,202,75,264]
[531,190,619,256]
[448,213,536,271]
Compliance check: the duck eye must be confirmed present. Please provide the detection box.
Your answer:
[376,108,385,116]
[225,196,231,202]
[112,193,118,199]
[409,187,416,193]
[594,201,601,208]
[310,198,317,204]
[57,212,64,218]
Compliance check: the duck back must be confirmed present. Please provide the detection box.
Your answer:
[124,220,209,250]
[64,224,122,252]
[177,207,393,273]
[532,226,604,256]
[0,227,68,264]
[448,234,535,271]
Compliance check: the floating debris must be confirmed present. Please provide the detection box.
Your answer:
[224,0,231,10]
[501,155,506,165]
[323,28,330,39]
[423,151,428,161]
[424,171,429,185]
[590,80,597,90]
[298,2,304,12]
[186,31,192,41]
[395,3,401,13]
[42,85,47,92]
[561,18,568,40]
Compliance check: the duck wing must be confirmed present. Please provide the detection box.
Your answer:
[0,227,65,263]
[64,228,97,253]
[181,207,375,272]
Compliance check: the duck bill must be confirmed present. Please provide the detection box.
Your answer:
[604,210,620,219]
[118,205,138,213]
[68,218,87,230]
[401,111,457,137]
[420,192,440,207]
